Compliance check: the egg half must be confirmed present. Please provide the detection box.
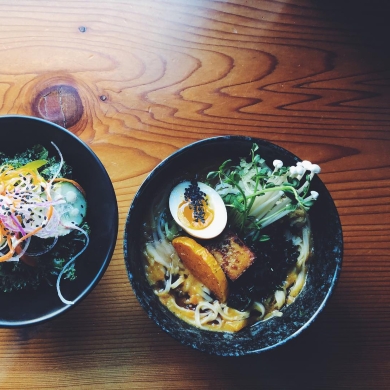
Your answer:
[169,181,227,239]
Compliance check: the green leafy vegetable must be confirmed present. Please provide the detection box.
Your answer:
[207,144,320,243]
[0,145,89,293]
[0,221,90,293]
[0,144,72,180]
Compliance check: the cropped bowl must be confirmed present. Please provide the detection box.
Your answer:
[0,115,118,327]
[124,136,342,356]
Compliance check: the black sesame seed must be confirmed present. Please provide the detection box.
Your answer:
[184,180,207,224]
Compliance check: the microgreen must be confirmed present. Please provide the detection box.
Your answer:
[207,144,321,243]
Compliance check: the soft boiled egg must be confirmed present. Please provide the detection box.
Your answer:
[169,180,227,239]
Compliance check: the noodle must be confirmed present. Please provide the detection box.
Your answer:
[142,153,316,332]
[144,209,312,332]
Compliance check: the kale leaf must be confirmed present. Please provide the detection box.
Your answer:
[0,145,87,293]
[0,222,89,293]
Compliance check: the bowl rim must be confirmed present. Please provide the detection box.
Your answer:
[124,135,343,356]
[0,114,118,328]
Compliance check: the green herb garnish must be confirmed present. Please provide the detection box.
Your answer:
[207,144,320,243]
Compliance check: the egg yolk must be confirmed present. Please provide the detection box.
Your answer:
[177,199,214,230]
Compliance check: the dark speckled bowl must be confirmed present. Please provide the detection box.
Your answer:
[0,115,118,328]
[124,136,342,356]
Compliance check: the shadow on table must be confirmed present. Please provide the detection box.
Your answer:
[205,299,366,390]
[7,280,373,388]
[317,0,390,51]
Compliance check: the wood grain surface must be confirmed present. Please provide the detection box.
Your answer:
[0,0,389,389]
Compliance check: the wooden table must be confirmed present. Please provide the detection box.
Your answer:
[1,1,389,388]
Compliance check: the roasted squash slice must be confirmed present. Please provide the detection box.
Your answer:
[172,236,228,302]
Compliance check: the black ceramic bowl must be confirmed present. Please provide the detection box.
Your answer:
[0,115,118,327]
[124,136,342,356]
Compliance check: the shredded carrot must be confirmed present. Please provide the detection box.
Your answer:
[0,225,45,263]
[0,160,55,263]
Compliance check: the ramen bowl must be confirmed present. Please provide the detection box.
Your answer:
[0,115,118,327]
[124,136,342,356]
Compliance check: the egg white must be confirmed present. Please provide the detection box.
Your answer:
[169,181,227,239]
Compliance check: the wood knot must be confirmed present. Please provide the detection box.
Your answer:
[32,85,83,129]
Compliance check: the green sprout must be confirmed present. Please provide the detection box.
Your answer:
[207,144,321,243]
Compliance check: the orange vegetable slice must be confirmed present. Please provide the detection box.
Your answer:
[172,236,228,302]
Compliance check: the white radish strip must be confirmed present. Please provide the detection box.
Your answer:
[34,207,63,239]
[297,227,310,267]
[250,190,274,207]
[26,236,58,256]
[145,243,170,268]
[252,302,266,319]
[157,218,165,241]
[158,239,175,259]
[249,191,284,219]
[154,241,170,259]
[56,225,89,305]
[263,197,290,218]
[10,214,26,236]
[5,237,31,262]
[274,289,286,309]
[289,267,307,298]
[49,142,64,184]
[261,207,292,228]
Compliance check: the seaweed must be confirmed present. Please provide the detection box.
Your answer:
[227,220,299,311]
